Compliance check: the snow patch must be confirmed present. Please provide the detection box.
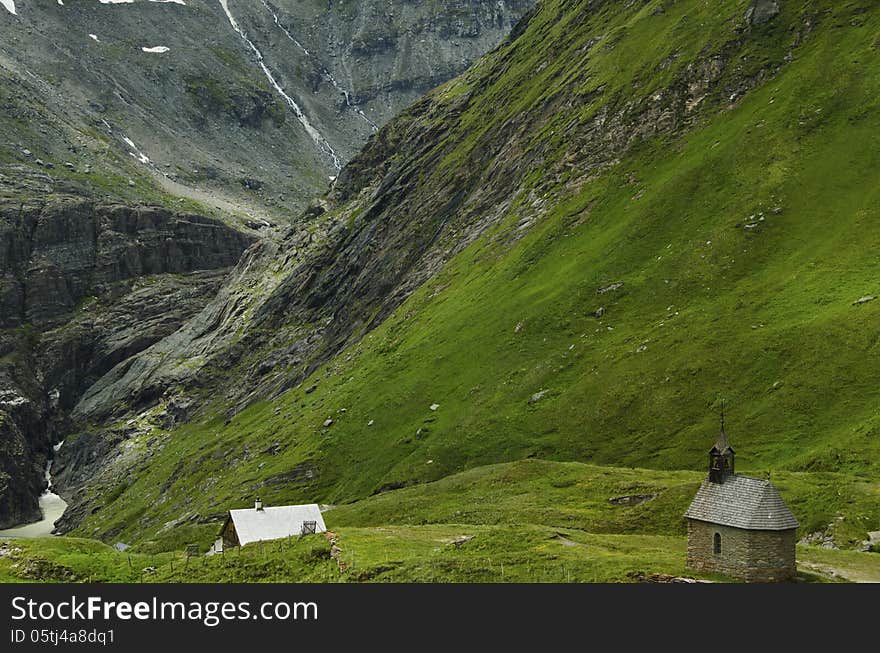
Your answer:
[1,0,16,17]
[89,34,100,42]
[122,135,151,165]
[142,46,170,53]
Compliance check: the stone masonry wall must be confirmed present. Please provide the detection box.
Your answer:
[687,519,796,582]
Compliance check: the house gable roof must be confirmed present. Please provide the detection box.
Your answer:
[685,475,799,531]
[226,504,327,545]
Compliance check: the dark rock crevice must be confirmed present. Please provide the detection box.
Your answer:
[0,197,255,529]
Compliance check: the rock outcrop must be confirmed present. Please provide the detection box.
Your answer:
[746,1,781,26]
[0,198,255,329]
[0,194,254,528]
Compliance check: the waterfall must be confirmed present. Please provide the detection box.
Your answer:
[218,0,342,170]
[258,0,379,132]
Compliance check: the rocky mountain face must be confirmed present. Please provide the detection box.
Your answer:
[49,0,880,550]
[0,176,254,527]
[239,0,536,152]
[0,0,533,228]
[0,1,534,529]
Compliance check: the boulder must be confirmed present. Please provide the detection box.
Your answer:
[745,1,780,26]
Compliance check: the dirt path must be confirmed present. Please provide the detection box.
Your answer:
[799,560,880,583]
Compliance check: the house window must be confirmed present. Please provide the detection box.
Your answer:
[713,532,722,555]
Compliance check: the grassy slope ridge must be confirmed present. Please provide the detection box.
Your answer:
[0,529,705,583]
[3,460,878,582]
[67,0,880,552]
[6,530,878,583]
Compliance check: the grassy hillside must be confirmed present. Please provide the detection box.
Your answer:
[8,529,879,583]
[4,459,879,582]
[327,460,879,547]
[59,0,880,556]
[0,529,705,584]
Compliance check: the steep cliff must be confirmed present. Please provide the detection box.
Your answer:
[0,194,253,329]
[0,185,254,527]
[0,334,53,529]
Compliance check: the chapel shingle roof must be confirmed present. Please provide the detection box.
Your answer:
[685,475,799,531]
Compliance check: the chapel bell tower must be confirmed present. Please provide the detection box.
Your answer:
[708,408,735,483]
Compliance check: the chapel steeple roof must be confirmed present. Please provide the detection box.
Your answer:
[710,404,734,454]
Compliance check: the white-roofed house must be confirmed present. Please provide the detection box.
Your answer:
[215,498,327,552]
